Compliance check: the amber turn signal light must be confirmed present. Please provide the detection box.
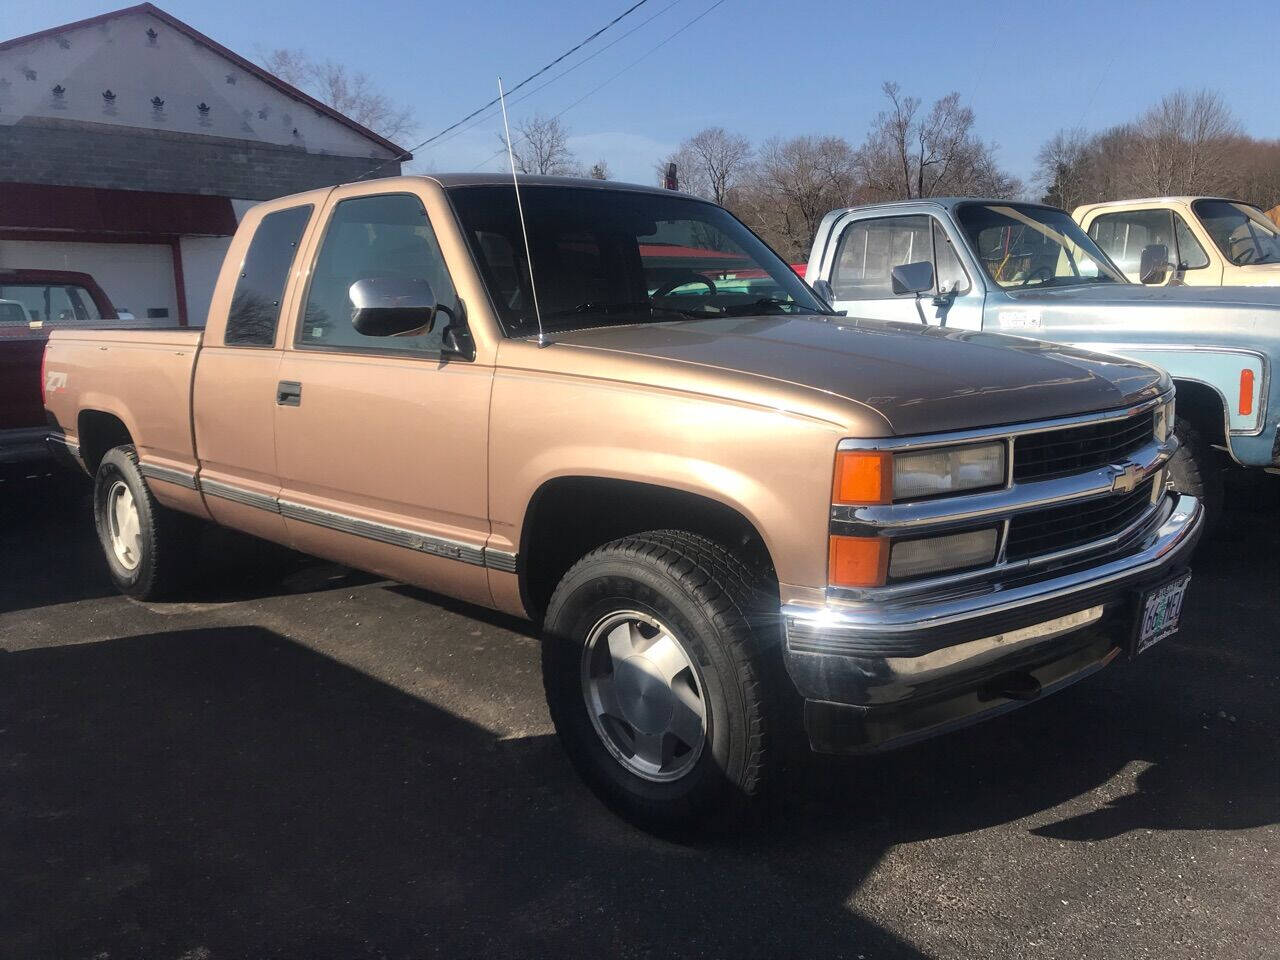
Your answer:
[829,535,890,588]
[1240,369,1255,417]
[832,450,893,505]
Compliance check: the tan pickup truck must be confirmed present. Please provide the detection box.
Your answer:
[44,174,1203,831]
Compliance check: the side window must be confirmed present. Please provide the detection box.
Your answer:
[1173,214,1210,270]
[225,205,313,346]
[932,220,970,294]
[298,193,459,355]
[1087,209,1174,280]
[831,215,932,300]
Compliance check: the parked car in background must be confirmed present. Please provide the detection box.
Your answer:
[0,268,116,474]
[804,198,1280,516]
[1074,197,1280,286]
[44,174,1202,832]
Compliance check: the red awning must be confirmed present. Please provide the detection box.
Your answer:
[0,182,238,238]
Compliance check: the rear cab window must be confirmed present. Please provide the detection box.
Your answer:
[0,282,104,337]
[224,204,314,347]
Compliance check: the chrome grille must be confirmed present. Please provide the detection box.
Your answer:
[1005,479,1155,561]
[1013,411,1154,483]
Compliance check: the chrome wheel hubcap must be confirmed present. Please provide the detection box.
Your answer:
[581,611,707,782]
[106,480,143,570]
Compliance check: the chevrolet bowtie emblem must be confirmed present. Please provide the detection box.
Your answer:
[1109,462,1145,495]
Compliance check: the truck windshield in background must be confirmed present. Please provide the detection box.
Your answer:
[447,184,829,337]
[1192,199,1280,266]
[956,203,1127,290]
[0,282,104,337]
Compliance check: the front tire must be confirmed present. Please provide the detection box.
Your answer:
[542,530,777,833]
[93,445,198,599]
[1167,417,1224,532]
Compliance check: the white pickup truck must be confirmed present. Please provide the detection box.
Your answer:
[1073,197,1280,287]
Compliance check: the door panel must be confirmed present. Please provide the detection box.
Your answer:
[273,189,493,605]
[192,346,287,542]
[273,351,493,604]
[829,214,983,329]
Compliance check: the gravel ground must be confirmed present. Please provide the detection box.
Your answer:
[2,471,1277,960]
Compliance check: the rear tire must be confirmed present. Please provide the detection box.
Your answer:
[93,445,199,600]
[1167,417,1224,533]
[542,530,777,833]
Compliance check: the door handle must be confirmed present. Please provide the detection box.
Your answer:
[277,380,302,406]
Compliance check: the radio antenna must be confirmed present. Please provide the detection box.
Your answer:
[498,77,548,347]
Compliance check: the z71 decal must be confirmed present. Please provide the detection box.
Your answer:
[44,370,68,394]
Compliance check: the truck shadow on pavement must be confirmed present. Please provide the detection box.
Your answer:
[3,476,1277,958]
[0,625,925,960]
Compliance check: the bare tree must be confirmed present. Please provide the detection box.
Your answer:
[261,48,415,141]
[857,81,1020,200]
[1031,89,1276,210]
[587,160,611,180]
[1132,89,1240,195]
[1034,127,1093,209]
[657,127,753,205]
[499,114,579,176]
[734,135,861,261]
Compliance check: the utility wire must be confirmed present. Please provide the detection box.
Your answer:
[354,0,652,180]
[472,0,728,173]
[420,0,684,158]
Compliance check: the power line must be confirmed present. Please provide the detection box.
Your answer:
[420,0,684,158]
[354,0,653,180]
[471,0,728,173]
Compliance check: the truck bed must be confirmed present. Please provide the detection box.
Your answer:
[43,327,205,478]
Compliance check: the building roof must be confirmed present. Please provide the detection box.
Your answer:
[0,3,408,159]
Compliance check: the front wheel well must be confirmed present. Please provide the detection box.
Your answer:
[519,477,778,622]
[1171,379,1228,449]
[77,410,133,474]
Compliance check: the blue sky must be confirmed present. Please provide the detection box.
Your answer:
[9,0,1278,188]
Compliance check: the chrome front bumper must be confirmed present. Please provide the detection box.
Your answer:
[782,493,1203,753]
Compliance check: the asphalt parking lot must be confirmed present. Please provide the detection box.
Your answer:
[2,473,1278,960]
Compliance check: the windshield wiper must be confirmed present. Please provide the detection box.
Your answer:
[542,300,694,321]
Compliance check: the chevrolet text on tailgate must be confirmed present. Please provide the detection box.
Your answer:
[44,175,1203,832]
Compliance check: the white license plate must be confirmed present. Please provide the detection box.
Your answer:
[1134,572,1191,655]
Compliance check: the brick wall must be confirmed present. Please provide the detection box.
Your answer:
[0,117,401,200]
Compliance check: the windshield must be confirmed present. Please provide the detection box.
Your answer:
[1192,200,1280,266]
[447,184,829,336]
[956,203,1128,289]
[0,282,105,339]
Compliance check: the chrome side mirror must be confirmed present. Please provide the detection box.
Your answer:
[349,277,438,337]
[891,261,935,296]
[1139,244,1171,285]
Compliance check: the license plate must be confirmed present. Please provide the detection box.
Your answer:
[1132,572,1191,656]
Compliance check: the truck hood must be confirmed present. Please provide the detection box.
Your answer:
[1007,282,1280,309]
[545,315,1166,436]
[995,282,1280,350]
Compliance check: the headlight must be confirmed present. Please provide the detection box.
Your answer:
[889,527,1000,580]
[893,442,1007,500]
[829,526,1001,587]
[833,442,1006,504]
[1154,396,1175,443]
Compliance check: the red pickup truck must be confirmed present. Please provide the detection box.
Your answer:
[1,269,117,473]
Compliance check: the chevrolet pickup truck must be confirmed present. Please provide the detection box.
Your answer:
[45,175,1202,831]
[805,198,1280,516]
[1,268,116,474]
[1074,197,1280,287]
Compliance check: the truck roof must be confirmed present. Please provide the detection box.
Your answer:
[417,173,690,200]
[825,197,1067,216]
